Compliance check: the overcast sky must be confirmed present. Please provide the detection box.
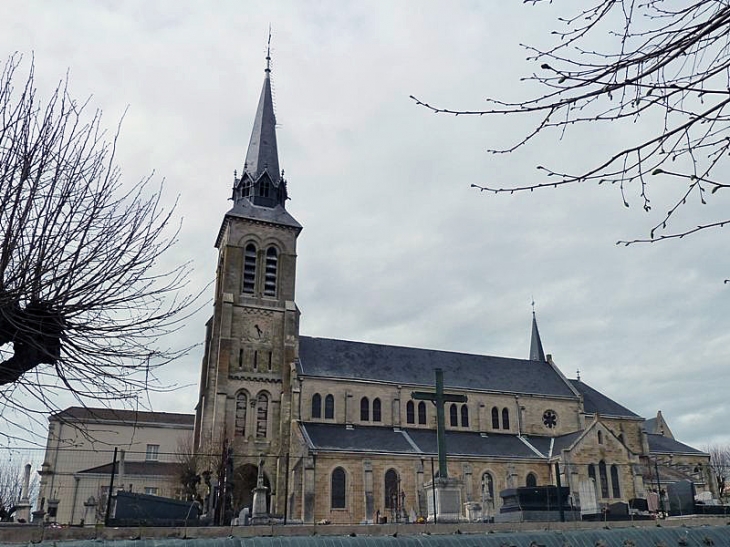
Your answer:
[2,1,729,450]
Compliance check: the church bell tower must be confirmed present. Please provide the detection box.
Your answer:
[194,47,301,517]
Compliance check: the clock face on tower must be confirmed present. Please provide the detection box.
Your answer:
[245,315,272,342]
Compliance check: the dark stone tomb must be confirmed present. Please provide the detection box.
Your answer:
[667,479,696,516]
[495,486,577,522]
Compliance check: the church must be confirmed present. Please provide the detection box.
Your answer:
[192,54,713,525]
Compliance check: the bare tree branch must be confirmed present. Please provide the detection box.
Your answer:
[0,54,202,439]
[412,0,730,245]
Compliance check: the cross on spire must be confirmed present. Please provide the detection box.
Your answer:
[412,368,467,480]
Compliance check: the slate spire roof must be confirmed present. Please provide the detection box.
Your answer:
[530,310,546,361]
[231,39,288,210]
[243,50,280,187]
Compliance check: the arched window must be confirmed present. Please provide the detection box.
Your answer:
[263,247,278,297]
[324,394,335,419]
[256,393,269,438]
[372,398,382,422]
[598,430,604,444]
[599,460,609,498]
[502,408,510,430]
[311,393,322,419]
[418,401,427,425]
[611,464,621,498]
[243,243,257,294]
[259,177,271,198]
[461,405,469,428]
[481,472,494,503]
[491,407,500,429]
[450,404,458,427]
[406,401,415,424]
[360,397,369,421]
[588,464,596,482]
[235,392,247,437]
[526,473,537,487]
[331,467,346,509]
[384,469,398,509]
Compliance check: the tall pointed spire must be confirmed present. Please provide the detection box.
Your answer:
[232,30,288,210]
[529,308,546,362]
[244,33,280,184]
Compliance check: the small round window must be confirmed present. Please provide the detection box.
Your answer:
[542,409,557,429]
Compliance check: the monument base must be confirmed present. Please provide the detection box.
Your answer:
[250,486,270,524]
[424,478,462,523]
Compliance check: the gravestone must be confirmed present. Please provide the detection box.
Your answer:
[579,479,599,516]
[667,480,696,516]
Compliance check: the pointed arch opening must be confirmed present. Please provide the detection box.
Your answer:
[360,397,369,421]
[599,460,609,498]
[417,401,427,425]
[611,464,621,498]
[372,398,382,422]
[461,405,469,428]
[256,393,269,438]
[502,408,510,430]
[526,472,537,487]
[324,394,335,419]
[331,467,346,509]
[449,404,458,427]
[384,468,399,510]
[481,472,495,506]
[235,391,248,437]
[406,401,415,424]
[491,407,500,429]
[311,393,322,419]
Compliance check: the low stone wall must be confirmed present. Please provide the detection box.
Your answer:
[1,515,729,545]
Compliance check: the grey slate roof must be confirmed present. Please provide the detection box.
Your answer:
[298,337,577,398]
[569,379,640,418]
[647,433,705,455]
[548,430,584,455]
[243,68,279,185]
[51,406,194,427]
[225,201,301,229]
[300,422,546,459]
[302,423,418,454]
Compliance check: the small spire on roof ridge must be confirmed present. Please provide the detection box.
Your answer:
[576,369,581,381]
[529,307,546,362]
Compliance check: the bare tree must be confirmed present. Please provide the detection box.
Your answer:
[412,1,730,245]
[0,54,197,440]
[706,443,730,501]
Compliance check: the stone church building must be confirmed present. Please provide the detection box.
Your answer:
[193,57,713,525]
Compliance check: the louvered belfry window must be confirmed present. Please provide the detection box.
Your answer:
[264,247,278,297]
[243,243,257,294]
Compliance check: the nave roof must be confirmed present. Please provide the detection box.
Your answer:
[298,336,576,398]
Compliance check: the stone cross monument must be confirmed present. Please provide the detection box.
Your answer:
[250,455,270,524]
[412,368,467,522]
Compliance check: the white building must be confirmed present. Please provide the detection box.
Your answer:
[37,406,194,525]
